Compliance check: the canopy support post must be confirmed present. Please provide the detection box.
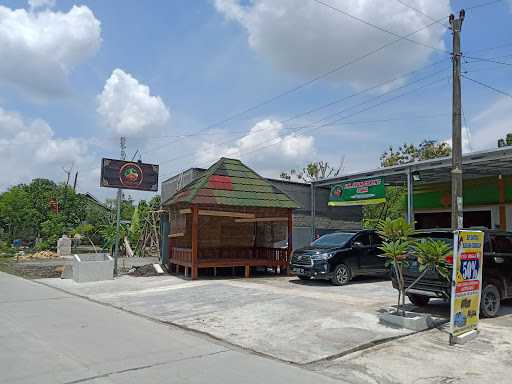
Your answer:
[407,168,414,228]
[191,205,198,280]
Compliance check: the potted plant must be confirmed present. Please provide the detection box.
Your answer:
[377,217,414,316]
[407,238,451,293]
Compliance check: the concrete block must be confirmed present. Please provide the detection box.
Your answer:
[57,235,72,256]
[450,329,479,345]
[72,253,114,283]
[378,310,439,331]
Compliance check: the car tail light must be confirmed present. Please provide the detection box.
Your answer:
[445,254,453,264]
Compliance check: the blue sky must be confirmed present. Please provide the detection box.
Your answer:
[1,0,511,201]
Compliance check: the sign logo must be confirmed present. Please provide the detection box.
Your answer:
[119,162,143,187]
[100,158,159,192]
[328,177,386,206]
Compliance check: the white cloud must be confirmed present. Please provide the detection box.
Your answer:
[0,106,92,191]
[0,3,101,98]
[196,119,315,176]
[470,96,512,150]
[214,0,450,88]
[28,0,56,10]
[444,127,473,153]
[97,69,170,137]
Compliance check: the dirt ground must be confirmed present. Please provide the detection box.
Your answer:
[0,255,159,279]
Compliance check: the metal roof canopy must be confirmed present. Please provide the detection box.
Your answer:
[313,146,512,188]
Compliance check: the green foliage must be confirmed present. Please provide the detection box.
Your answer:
[0,241,15,257]
[71,223,94,237]
[40,215,66,248]
[377,217,415,315]
[100,223,128,253]
[34,240,51,252]
[129,206,142,245]
[411,239,451,280]
[0,186,39,242]
[148,195,160,209]
[380,140,451,167]
[376,217,414,242]
[363,186,406,229]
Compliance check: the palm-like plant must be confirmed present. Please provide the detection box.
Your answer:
[409,239,451,290]
[377,217,415,315]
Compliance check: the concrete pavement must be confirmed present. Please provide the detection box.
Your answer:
[0,272,345,384]
[41,274,412,364]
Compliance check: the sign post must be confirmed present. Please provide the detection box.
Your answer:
[100,154,159,276]
[449,230,484,344]
[328,177,386,206]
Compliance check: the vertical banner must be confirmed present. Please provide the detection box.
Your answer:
[450,230,484,339]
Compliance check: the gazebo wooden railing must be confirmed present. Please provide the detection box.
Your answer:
[169,245,290,278]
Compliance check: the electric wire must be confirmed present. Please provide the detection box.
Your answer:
[462,74,512,99]
[160,73,449,179]
[311,0,448,53]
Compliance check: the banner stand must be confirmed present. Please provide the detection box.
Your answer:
[449,329,479,345]
[448,230,484,345]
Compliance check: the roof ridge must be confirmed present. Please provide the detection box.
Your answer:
[165,158,301,208]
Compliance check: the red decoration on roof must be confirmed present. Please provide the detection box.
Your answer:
[207,175,233,190]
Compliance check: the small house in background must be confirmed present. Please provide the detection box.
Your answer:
[161,158,300,279]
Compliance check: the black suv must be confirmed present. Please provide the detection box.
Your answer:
[395,229,512,317]
[289,230,387,285]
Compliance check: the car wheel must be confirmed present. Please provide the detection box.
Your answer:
[297,275,310,281]
[331,263,351,286]
[407,293,430,306]
[480,284,500,318]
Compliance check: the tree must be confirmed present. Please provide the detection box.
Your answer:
[280,159,344,183]
[364,140,451,228]
[0,186,38,242]
[380,140,451,167]
[363,186,406,229]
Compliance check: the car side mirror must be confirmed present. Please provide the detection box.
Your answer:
[352,241,363,249]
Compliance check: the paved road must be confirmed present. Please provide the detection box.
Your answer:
[0,272,344,384]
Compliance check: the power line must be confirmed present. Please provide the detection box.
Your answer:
[465,41,512,55]
[146,58,449,154]
[462,74,512,98]
[158,66,449,168]
[160,73,449,179]
[151,17,449,149]
[311,0,448,53]
[465,0,504,11]
[463,55,512,67]
[394,0,449,27]
[199,76,449,171]
[142,57,449,151]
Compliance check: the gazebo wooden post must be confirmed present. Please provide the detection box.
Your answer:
[287,209,293,275]
[191,205,199,280]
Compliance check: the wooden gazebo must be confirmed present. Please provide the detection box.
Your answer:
[163,158,300,279]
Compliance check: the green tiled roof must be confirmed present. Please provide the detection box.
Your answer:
[167,158,300,209]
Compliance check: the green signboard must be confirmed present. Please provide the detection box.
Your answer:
[328,177,386,206]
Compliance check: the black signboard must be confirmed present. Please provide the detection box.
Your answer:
[100,158,159,192]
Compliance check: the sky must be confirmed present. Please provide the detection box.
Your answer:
[1,0,512,202]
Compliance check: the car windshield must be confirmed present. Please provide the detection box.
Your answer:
[411,233,453,248]
[311,232,355,248]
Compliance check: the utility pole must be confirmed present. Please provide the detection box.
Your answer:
[113,137,126,276]
[73,171,78,192]
[449,10,465,231]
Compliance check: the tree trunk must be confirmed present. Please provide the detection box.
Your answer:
[393,263,402,315]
